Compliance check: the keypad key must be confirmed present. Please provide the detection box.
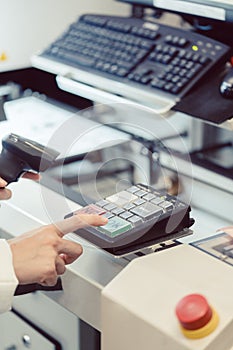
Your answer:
[123,203,136,210]
[175,201,186,209]
[96,199,109,207]
[134,198,146,206]
[119,211,134,220]
[143,193,156,201]
[74,204,106,215]
[130,202,163,220]
[134,189,148,197]
[98,216,132,237]
[106,190,138,207]
[128,215,143,225]
[104,212,114,219]
[111,207,125,215]
[151,197,164,205]
[160,201,173,210]
[103,203,117,211]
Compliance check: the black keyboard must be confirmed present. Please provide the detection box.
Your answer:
[33,14,230,111]
[65,184,194,256]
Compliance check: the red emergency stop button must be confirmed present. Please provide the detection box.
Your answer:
[175,294,219,339]
[176,294,212,330]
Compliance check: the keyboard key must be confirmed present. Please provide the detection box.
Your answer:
[178,37,189,47]
[98,216,132,237]
[58,50,96,67]
[115,68,129,77]
[130,202,163,220]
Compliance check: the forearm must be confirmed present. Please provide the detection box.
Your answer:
[0,239,18,313]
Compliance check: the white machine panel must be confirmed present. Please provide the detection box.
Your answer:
[0,311,58,349]
[101,244,233,350]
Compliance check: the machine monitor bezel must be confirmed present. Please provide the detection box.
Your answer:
[118,0,233,23]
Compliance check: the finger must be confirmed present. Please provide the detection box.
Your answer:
[59,253,80,265]
[40,268,58,286]
[57,239,83,264]
[59,253,75,265]
[22,172,40,181]
[55,256,66,275]
[0,188,12,200]
[54,214,108,237]
[0,177,8,187]
[40,276,58,287]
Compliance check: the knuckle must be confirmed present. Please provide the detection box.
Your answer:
[77,244,83,256]
[45,262,56,276]
[44,232,60,247]
[39,263,57,285]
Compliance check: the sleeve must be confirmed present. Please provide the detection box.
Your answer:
[0,239,18,314]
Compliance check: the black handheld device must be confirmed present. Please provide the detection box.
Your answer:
[0,133,60,184]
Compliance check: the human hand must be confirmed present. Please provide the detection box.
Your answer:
[8,214,108,286]
[0,173,40,200]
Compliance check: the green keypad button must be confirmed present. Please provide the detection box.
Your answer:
[98,216,132,237]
